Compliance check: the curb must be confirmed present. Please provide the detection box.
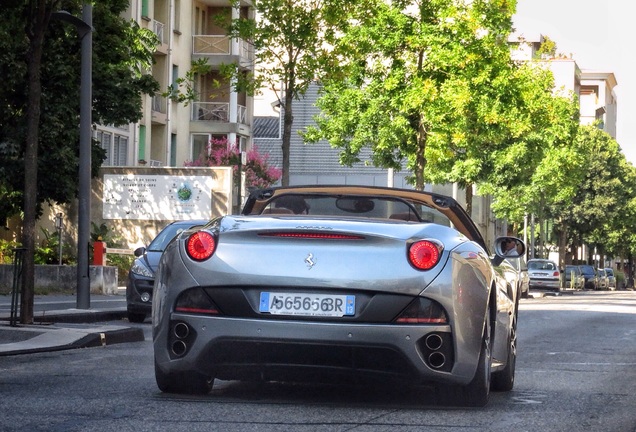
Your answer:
[0,324,145,357]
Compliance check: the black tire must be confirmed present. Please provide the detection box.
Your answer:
[155,359,213,395]
[127,312,147,323]
[462,316,492,407]
[491,313,517,392]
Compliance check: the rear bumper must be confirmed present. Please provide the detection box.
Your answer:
[528,279,561,290]
[154,313,480,386]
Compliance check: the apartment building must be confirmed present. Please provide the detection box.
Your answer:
[94,0,255,168]
[509,32,618,136]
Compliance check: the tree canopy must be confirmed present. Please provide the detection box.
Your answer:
[0,0,159,224]
[224,0,356,186]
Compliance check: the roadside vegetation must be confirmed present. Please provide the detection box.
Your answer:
[2,0,635,322]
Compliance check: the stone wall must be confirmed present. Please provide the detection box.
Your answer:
[0,265,118,295]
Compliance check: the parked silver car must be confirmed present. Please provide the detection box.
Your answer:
[605,268,616,290]
[506,256,530,298]
[597,268,609,290]
[527,259,561,292]
[563,265,584,290]
[152,185,525,407]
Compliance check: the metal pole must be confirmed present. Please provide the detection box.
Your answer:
[56,213,63,265]
[77,4,92,309]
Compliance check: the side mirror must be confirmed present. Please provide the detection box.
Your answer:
[494,237,525,258]
[133,246,146,257]
[492,237,526,266]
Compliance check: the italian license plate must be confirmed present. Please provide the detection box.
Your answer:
[259,292,355,317]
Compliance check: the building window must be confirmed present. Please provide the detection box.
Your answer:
[170,134,177,166]
[191,134,211,161]
[113,135,128,166]
[95,129,129,166]
[96,130,113,165]
[141,0,149,19]
[173,0,181,32]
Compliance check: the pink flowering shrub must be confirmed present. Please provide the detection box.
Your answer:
[185,137,281,188]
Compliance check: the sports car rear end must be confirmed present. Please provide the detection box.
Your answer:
[152,186,523,407]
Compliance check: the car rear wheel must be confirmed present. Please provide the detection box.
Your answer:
[440,314,492,407]
[154,360,214,395]
[462,315,492,406]
[127,312,147,323]
[491,313,517,391]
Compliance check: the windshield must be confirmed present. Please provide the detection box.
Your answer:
[579,265,595,275]
[528,260,556,270]
[262,194,453,227]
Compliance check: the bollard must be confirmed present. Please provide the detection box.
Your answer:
[10,248,26,327]
[93,241,107,266]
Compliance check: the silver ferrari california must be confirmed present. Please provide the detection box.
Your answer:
[152,185,525,406]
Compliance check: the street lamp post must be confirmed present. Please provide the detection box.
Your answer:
[52,5,93,309]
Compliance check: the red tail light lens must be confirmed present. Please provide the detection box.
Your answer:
[553,271,560,277]
[394,298,448,324]
[186,231,217,261]
[175,288,220,315]
[408,240,442,270]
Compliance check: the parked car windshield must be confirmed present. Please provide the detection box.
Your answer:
[579,265,596,275]
[565,265,580,274]
[528,260,557,270]
[147,222,205,252]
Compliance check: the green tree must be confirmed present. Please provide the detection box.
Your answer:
[0,0,158,323]
[304,0,520,206]
[224,0,355,186]
[566,126,633,266]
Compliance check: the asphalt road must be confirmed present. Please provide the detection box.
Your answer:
[0,290,634,432]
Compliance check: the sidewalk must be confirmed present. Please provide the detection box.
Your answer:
[0,291,145,356]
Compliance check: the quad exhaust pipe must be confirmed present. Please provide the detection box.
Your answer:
[424,333,447,369]
[428,352,446,369]
[170,322,191,357]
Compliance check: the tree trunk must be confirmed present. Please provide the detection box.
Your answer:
[413,114,427,190]
[465,184,473,217]
[21,2,51,324]
[281,80,294,187]
[557,219,567,270]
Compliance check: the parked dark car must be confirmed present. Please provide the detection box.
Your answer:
[563,265,584,290]
[578,265,598,290]
[126,219,208,323]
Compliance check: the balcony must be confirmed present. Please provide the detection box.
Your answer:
[153,19,168,55]
[192,35,253,66]
[192,102,247,124]
[151,95,167,125]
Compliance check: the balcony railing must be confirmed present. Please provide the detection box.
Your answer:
[153,20,165,44]
[192,35,253,61]
[192,102,248,124]
[152,95,166,113]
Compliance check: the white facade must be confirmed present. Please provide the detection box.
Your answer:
[509,32,618,137]
[95,0,255,169]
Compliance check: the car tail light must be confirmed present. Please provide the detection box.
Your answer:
[394,298,448,324]
[175,288,220,315]
[186,231,217,261]
[408,240,442,270]
[553,271,560,277]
